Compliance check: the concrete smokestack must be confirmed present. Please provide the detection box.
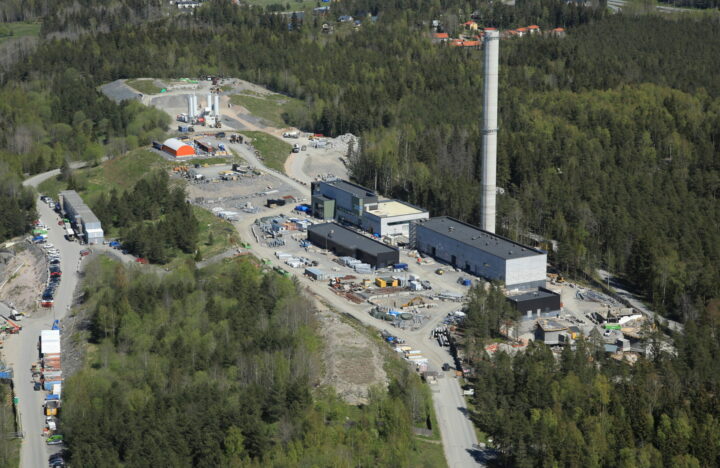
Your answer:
[207,93,213,112]
[481,29,499,233]
[192,95,197,116]
[214,95,220,117]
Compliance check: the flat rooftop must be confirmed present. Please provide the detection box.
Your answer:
[321,179,376,199]
[507,288,560,303]
[365,200,426,218]
[537,318,569,332]
[309,223,398,255]
[415,216,544,260]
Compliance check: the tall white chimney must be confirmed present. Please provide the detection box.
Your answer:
[192,95,197,116]
[481,29,499,233]
[214,95,220,117]
[207,93,213,112]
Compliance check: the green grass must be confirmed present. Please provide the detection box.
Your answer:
[126,79,164,95]
[0,22,40,44]
[37,176,68,200]
[230,92,304,128]
[240,131,292,172]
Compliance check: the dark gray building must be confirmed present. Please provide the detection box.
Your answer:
[307,223,399,268]
[311,179,378,226]
[411,217,546,290]
[507,287,561,319]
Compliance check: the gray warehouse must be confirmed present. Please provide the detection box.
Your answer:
[307,223,399,268]
[411,217,546,290]
[311,179,378,225]
[59,190,104,244]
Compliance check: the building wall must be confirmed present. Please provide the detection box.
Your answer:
[362,211,429,236]
[505,254,547,290]
[415,224,507,280]
[306,229,399,268]
[414,224,545,289]
[316,183,377,226]
[311,195,335,220]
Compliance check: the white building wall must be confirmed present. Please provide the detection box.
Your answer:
[505,254,546,290]
[362,211,429,236]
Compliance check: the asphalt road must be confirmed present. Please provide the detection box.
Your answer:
[234,211,484,467]
[3,169,86,468]
[13,160,483,467]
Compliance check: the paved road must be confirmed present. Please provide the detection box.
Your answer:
[234,211,483,467]
[4,168,86,468]
[597,269,683,333]
[226,144,484,466]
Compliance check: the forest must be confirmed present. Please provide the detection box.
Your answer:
[0,1,718,464]
[1,1,715,319]
[63,257,440,466]
[91,171,199,263]
[463,303,720,467]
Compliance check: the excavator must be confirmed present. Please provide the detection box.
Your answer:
[402,297,425,309]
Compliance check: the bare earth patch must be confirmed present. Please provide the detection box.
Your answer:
[0,247,45,314]
[315,301,387,405]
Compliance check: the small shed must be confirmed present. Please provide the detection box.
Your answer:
[305,267,329,281]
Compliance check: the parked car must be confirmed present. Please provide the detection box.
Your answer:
[435,268,445,275]
[442,363,452,371]
[80,249,92,257]
[46,434,63,445]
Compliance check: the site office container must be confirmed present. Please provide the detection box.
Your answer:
[43,379,63,391]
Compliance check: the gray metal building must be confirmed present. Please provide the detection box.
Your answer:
[311,179,378,226]
[307,223,399,268]
[59,190,104,244]
[411,217,546,290]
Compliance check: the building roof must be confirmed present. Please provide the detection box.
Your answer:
[365,200,427,218]
[507,288,560,304]
[321,179,377,199]
[309,223,398,256]
[163,138,193,151]
[60,190,101,225]
[537,318,569,332]
[433,32,449,39]
[414,217,545,260]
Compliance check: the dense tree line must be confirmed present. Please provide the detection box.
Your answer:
[92,171,198,263]
[63,258,439,466]
[0,75,168,244]
[466,301,720,467]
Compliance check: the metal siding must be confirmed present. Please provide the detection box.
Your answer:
[505,255,546,289]
[415,224,506,279]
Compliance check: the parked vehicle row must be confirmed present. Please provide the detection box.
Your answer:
[39,240,61,308]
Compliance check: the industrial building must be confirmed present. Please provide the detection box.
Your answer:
[534,318,578,346]
[411,217,546,290]
[161,138,195,157]
[507,287,561,319]
[307,223,399,268]
[361,200,429,237]
[59,190,104,244]
[311,179,378,225]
